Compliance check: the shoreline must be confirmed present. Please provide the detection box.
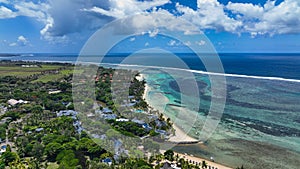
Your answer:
[140,73,233,169]
[139,73,199,143]
[173,152,233,169]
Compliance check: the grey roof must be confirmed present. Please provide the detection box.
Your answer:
[35,128,44,132]
[103,108,113,113]
[132,119,145,125]
[57,110,78,117]
[102,114,117,120]
[128,96,135,99]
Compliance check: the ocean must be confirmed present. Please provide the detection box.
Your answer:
[1,53,300,79]
[1,53,300,168]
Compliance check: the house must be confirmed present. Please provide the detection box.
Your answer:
[87,113,95,118]
[102,158,113,165]
[57,110,78,117]
[116,118,129,122]
[7,99,29,106]
[48,90,62,94]
[35,128,44,132]
[102,108,113,114]
[132,119,145,125]
[102,114,117,120]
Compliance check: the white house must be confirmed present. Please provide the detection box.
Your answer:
[116,118,129,122]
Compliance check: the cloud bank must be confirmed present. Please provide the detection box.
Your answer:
[1,0,300,43]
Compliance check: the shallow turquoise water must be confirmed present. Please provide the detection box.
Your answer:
[143,69,300,169]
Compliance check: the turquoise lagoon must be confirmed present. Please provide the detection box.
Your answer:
[143,69,300,169]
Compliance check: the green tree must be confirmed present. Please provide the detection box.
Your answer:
[31,142,44,162]
[56,150,79,169]
[0,151,18,166]
[164,150,174,161]
[44,142,63,162]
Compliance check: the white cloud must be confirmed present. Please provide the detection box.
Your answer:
[227,0,300,36]
[1,0,300,44]
[17,36,29,46]
[0,6,16,18]
[252,0,300,35]
[100,9,200,37]
[226,2,264,19]
[176,0,243,33]
[0,1,48,20]
[174,0,300,36]
[15,1,49,21]
[9,35,30,47]
[83,0,170,19]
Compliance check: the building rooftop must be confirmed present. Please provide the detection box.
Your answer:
[35,128,44,132]
[103,108,113,113]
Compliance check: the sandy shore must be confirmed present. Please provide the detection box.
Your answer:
[140,73,199,143]
[174,152,233,169]
[141,73,233,169]
[168,124,199,142]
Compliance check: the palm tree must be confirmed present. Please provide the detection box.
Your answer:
[201,160,207,169]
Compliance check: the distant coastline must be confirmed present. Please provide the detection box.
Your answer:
[0,54,19,57]
[1,53,300,81]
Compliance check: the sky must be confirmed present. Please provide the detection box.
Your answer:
[0,0,300,53]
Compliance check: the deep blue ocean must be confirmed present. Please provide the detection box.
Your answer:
[1,53,300,80]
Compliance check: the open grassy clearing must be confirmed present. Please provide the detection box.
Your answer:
[31,67,85,83]
[0,65,65,77]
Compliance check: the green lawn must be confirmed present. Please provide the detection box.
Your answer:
[0,65,65,77]
[31,73,67,83]
[32,68,75,83]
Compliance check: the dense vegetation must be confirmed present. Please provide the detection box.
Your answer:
[0,61,225,169]
[0,62,158,168]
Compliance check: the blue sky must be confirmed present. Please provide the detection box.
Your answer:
[0,0,300,53]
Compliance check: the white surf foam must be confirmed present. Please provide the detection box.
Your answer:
[96,62,300,83]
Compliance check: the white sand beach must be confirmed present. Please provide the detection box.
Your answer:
[168,124,199,142]
[174,152,233,169]
[140,73,199,143]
